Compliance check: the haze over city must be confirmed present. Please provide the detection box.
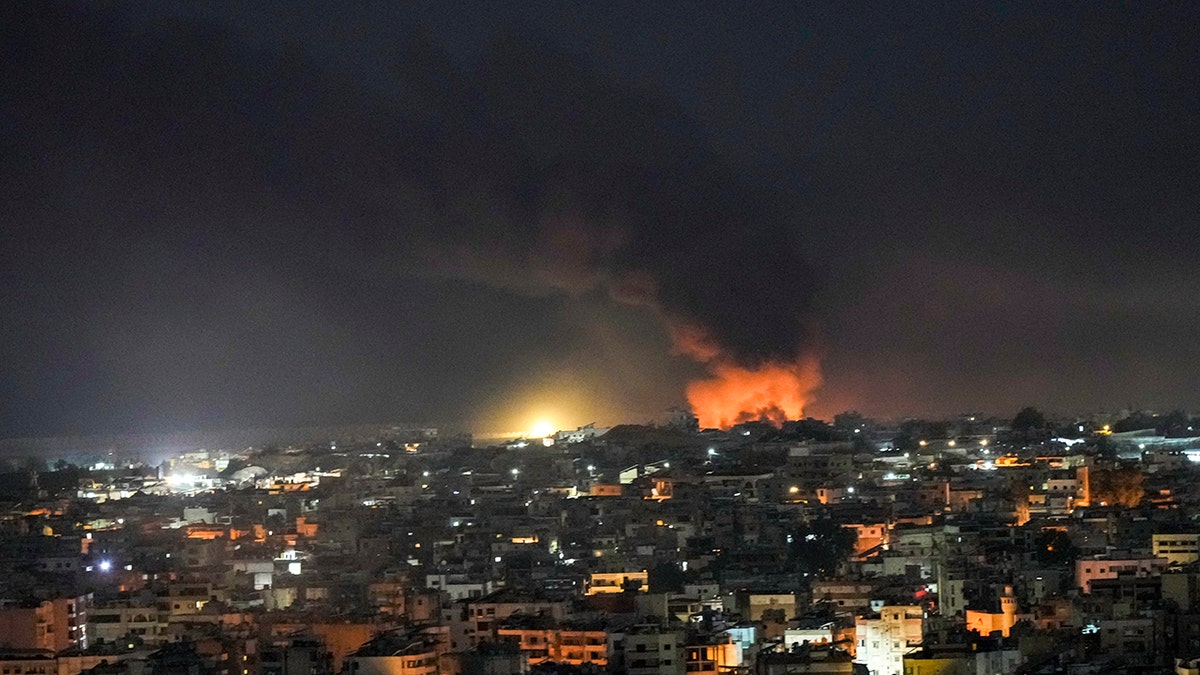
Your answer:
[4,2,1199,440]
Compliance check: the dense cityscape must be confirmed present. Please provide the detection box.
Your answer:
[5,2,1200,675]
[3,408,1200,674]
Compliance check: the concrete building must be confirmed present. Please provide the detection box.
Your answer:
[1153,533,1200,566]
[856,607,923,675]
[607,625,684,675]
[756,645,856,674]
[425,574,499,601]
[0,596,90,653]
[784,622,838,649]
[466,590,570,646]
[684,635,740,673]
[459,641,529,675]
[810,581,874,613]
[260,638,334,675]
[344,632,440,675]
[902,638,1023,675]
[586,571,648,595]
[0,649,131,675]
[1076,554,1167,593]
[495,616,607,667]
[90,598,167,647]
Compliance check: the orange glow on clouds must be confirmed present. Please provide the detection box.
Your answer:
[686,356,822,429]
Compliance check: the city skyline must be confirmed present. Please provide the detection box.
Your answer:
[9,5,1200,674]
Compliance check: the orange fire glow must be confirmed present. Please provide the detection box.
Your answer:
[686,356,822,429]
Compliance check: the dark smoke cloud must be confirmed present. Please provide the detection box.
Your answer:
[438,38,820,365]
[2,3,817,379]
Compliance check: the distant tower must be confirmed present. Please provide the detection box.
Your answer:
[1001,585,1017,627]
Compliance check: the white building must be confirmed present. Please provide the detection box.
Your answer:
[554,423,610,444]
[856,606,923,675]
[784,622,836,648]
[424,574,498,601]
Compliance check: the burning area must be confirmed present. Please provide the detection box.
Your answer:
[686,357,822,429]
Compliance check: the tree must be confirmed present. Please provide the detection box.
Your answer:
[647,562,689,593]
[894,419,951,450]
[1091,466,1144,507]
[786,520,857,575]
[780,418,840,442]
[1033,529,1078,567]
[761,608,788,628]
[1114,412,1157,433]
[1160,410,1192,436]
[1011,407,1047,433]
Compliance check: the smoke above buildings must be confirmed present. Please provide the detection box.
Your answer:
[3,5,822,430]
[411,38,826,428]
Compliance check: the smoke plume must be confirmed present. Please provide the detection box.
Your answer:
[2,4,822,430]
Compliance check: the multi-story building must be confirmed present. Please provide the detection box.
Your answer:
[586,571,648,595]
[902,636,1023,675]
[810,581,874,613]
[261,637,334,675]
[684,635,741,673]
[783,622,837,650]
[496,616,607,667]
[757,645,856,674]
[90,597,166,646]
[344,632,440,675]
[465,589,570,646]
[1152,533,1200,566]
[855,606,923,675]
[607,625,685,675]
[1076,554,1167,593]
[424,574,499,601]
[0,648,129,675]
[0,595,90,652]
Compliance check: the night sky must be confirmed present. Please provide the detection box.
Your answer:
[3,2,1199,437]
